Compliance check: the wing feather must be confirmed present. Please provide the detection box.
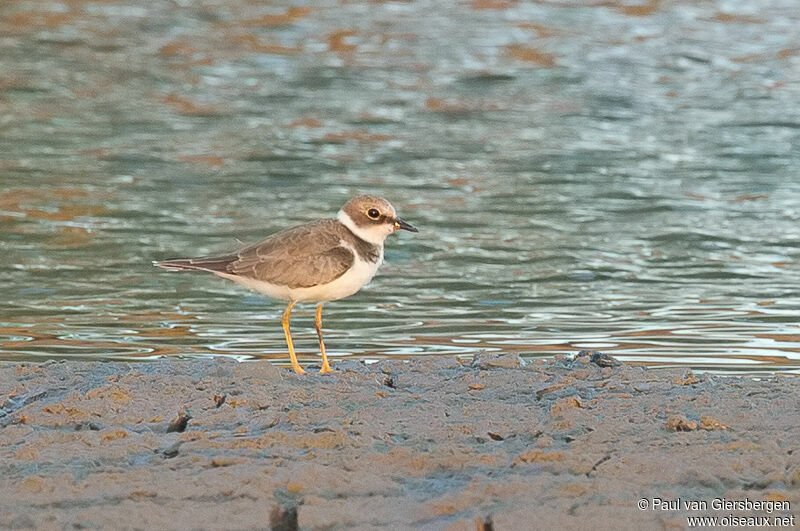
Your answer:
[160,220,355,289]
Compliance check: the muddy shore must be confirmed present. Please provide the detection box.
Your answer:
[1,352,798,530]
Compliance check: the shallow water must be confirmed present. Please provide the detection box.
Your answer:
[2,0,800,373]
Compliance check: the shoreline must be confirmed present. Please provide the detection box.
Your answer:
[1,352,798,529]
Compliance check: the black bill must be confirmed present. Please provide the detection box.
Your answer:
[394,217,419,232]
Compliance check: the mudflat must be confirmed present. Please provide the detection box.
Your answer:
[1,353,798,530]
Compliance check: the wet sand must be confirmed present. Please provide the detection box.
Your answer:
[1,352,798,530]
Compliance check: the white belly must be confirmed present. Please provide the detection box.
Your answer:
[215,253,383,303]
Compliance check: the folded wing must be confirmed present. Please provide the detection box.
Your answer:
[156,220,354,289]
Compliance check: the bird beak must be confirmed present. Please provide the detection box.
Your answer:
[394,217,419,233]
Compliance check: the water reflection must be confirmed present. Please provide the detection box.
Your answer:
[2,1,800,373]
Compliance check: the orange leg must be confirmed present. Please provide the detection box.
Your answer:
[281,301,306,375]
[315,304,336,374]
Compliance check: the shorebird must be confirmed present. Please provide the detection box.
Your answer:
[155,195,418,374]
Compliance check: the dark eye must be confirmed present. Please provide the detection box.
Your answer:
[367,208,380,219]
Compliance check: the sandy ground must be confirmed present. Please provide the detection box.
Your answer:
[1,352,798,530]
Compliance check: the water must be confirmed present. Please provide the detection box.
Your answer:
[2,0,800,373]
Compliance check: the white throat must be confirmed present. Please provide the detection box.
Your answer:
[337,210,389,246]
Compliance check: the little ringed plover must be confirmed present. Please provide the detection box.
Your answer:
[155,195,418,374]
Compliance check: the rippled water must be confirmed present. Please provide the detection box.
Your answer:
[2,0,800,373]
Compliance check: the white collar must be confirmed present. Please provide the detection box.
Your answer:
[337,210,386,246]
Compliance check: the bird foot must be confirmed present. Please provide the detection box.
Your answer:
[319,364,338,375]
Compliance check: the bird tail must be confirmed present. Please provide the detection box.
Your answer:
[154,258,200,271]
[154,256,235,273]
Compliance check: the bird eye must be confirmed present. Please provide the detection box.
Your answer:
[367,208,380,219]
